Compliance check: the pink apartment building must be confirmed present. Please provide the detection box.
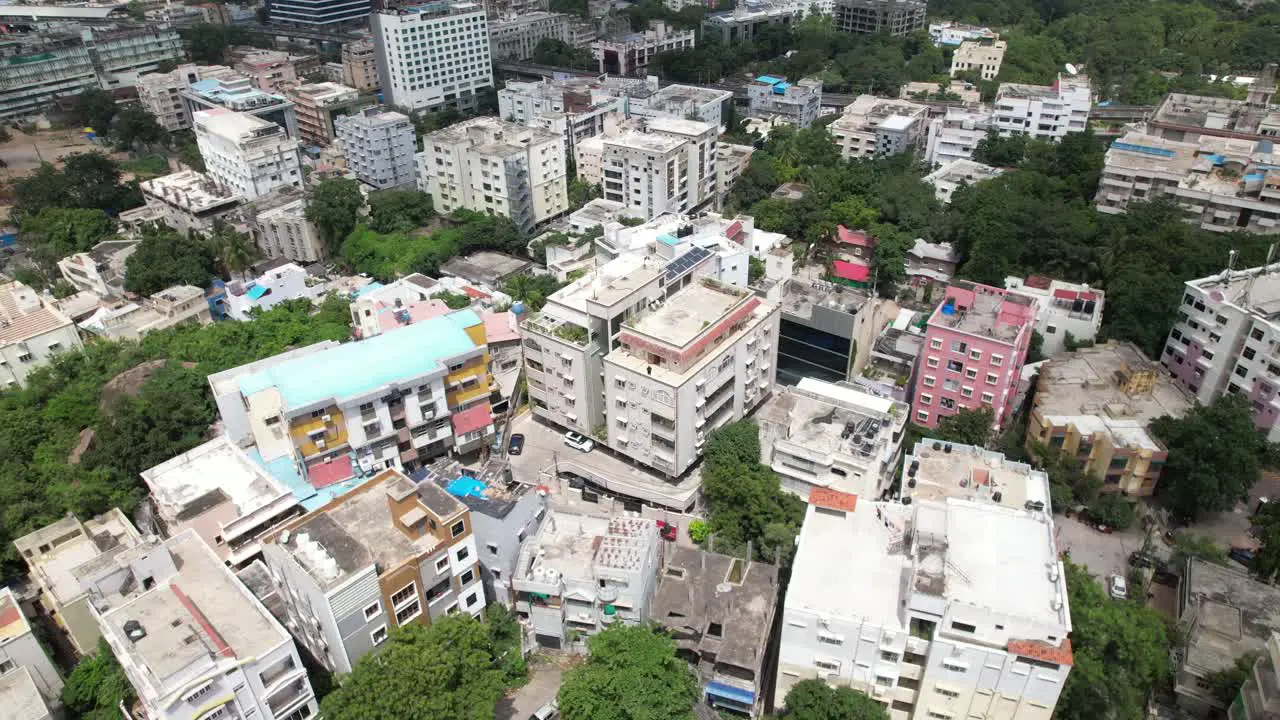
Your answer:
[911,280,1038,430]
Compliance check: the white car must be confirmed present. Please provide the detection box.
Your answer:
[529,701,560,720]
[1109,574,1128,600]
[563,431,595,453]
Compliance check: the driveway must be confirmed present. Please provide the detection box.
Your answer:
[1056,513,1147,583]
[497,659,569,720]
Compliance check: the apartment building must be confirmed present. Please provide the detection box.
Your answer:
[90,530,318,720]
[1027,341,1192,497]
[777,487,1072,720]
[141,435,303,568]
[628,83,735,129]
[210,309,495,486]
[950,37,1006,80]
[911,281,1038,431]
[774,271,880,385]
[140,170,243,235]
[497,78,623,150]
[523,254,780,479]
[1161,263,1280,442]
[57,239,137,296]
[923,160,1005,203]
[194,109,302,201]
[513,513,662,649]
[0,587,63,708]
[832,95,930,159]
[702,1,804,44]
[14,509,144,656]
[269,0,370,25]
[832,0,925,36]
[1230,633,1280,720]
[1003,276,1103,355]
[592,118,718,219]
[341,39,379,91]
[79,285,213,341]
[993,74,1092,140]
[288,82,360,147]
[335,108,417,189]
[241,187,327,263]
[183,71,300,140]
[0,280,84,389]
[420,116,569,232]
[489,12,571,60]
[747,76,823,128]
[372,2,493,113]
[928,21,997,46]
[260,469,485,673]
[137,64,203,132]
[924,107,997,166]
[719,143,755,199]
[758,377,909,498]
[905,239,959,300]
[595,21,695,77]
[226,263,317,320]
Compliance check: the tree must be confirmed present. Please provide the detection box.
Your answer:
[1204,653,1259,706]
[973,130,1030,167]
[113,105,165,149]
[701,421,806,562]
[1089,492,1136,530]
[124,224,216,295]
[52,279,79,299]
[748,255,766,284]
[18,207,117,275]
[367,189,435,234]
[1170,531,1228,570]
[63,639,136,720]
[126,0,146,19]
[210,224,261,281]
[72,88,118,138]
[558,625,698,720]
[568,177,600,211]
[437,291,471,310]
[307,178,365,256]
[1251,503,1280,583]
[502,274,564,311]
[320,615,507,720]
[783,679,889,720]
[1151,394,1275,522]
[11,153,139,218]
[531,38,596,70]
[930,407,994,447]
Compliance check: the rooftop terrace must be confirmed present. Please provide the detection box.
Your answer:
[902,439,1051,511]
[1190,262,1280,321]
[930,281,1035,342]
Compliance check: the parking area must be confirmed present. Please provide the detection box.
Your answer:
[1055,513,1148,583]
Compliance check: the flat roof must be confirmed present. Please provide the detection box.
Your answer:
[520,514,656,585]
[0,667,50,720]
[605,131,686,153]
[0,4,123,19]
[193,107,282,141]
[903,440,1050,511]
[626,281,743,347]
[1190,263,1280,322]
[440,251,531,286]
[141,436,293,522]
[1183,559,1280,674]
[15,510,140,605]
[548,254,661,313]
[0,587,31,641]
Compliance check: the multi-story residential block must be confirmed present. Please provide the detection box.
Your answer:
[595,21,695,77]
[1026,341,1191,497]
[654,547,779,717]
[911,281,1038,430]
[14,509,144,656]
[210,309,495,485]
[905,239,959,300]
[141,435,302,568]
[0,280,84,389]
[758,377,909,497]
[335,107,417,189]
[994,74,1092,140]
[777,486,1072,720]
[420,117,568,231]
[498,78,624,151]
[488,12,571,60]
[341,39,379,91]
[57,239,137,296]
[831,95,930,159]
[139,169,243,235]
[513,513,662,649]
[372,2,493,113]
[523,254,780,480]
[194,108,302,201]
[950,37,1006,80]
[702,1,804,44]
[269,0,372,28]
[718,142,755,199]
[1230,632,1280,720]
[928,21,997,46]
[1003,275,1103,356]
[593,118,718,219]
[833,0,924,36]
[349,273,514,338]
[923,160,1005,203]
[901,439,1052,510]
[924,107,996,166]
[79,285,213,341]
[627,83,736,128]
[747,76,823,128]
[234,50,299,93]
[241,186,327,263]
[288,82,360,147]
[260,469,486,673]
[91,530,318,720]
[774,270,882,384]
[137,64,203,132]
[1161,263,1280,441]
[0,586,63,707]
[182,70,300,139]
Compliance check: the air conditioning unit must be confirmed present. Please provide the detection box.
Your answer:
[322,414,332,423]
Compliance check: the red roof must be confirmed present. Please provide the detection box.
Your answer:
[307,454,355,489]
[832,260,871,282]
[463,286,490,299]
[1052,288,1078,300]
[1079,290,1098,301]
[725,221,744,243]
[809,488,858,512]
[1008,638,1074,667]
[837,225,873,247]
[1024,275,1053,290]
[451,402,493,436]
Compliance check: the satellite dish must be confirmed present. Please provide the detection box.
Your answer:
[1064,63,1079,75]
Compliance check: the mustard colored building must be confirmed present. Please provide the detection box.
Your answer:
[213,308,496,490]
[1026,341,1193,497]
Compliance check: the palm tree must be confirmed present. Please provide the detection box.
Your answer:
[210,224,261,282]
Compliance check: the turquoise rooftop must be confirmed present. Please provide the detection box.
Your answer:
[238,309,482,410]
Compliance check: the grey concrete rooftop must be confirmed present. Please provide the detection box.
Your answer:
[626,281,745,347]
[902,439,1051,511]
[1191,263,1280,322]
[0,667,50,720]
[140,435,290,522]
[1181,559,1280,674]
[441,251,532,287]
[780,267,870,322]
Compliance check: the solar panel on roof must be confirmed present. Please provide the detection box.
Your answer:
[664,246,712,281]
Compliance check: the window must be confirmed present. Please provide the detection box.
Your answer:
[940,398,956,410]
[1253,327,1265,341]
[980,392,994,405]
[395,600,422,625]
[946,360,964,372]
[0,660,13,675]
[937,688,960,698]
[371,625,388,645]
[817,632,843,646]
[965,368,978,380]
[928,712,953,720]
[460,569,475,586]
[917,410,929,423]
[185,684,213,704]
[961,386,973,398]
[880,651,900,662]
[450,520,465,537]
[969,349,982,361]
[985,373,998,385]
[1245,347,1258,360]
[923,375,936,387]
[486,542,499,555]
[435,556,450,573]
[930,338,943,350]
[1236,365,1249,378]
[815,659,841,672]
[456,545,470,562]
[950,340,967,354]
[941,659,968,672]
[707,622,724,637]
[391,582,417,609]
[919,393,933,406]
[876,675,894,686]
[363,602,380,620]
[927,356,940,369]
[1045,324,1057,335]
[990,354,1004,366]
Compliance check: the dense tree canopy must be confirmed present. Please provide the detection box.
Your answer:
[1251,503,1280,583]
[341,210,524,281]
[11,153,142,219]
[123,224,217,295]
[62,639,136,720]
[783,679,889,720]
[367,189,436,234]
[558,625,699,720]
[18,207,118,279]
[701,421,806,563]
[531,38,596,70]
[307,178,366,256]
[931,407,995,447]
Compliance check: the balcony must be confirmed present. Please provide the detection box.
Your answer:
[266,679,312,717]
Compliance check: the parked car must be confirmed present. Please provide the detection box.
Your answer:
[508,433,525,456]
[529,700,560,720]
[1109,574,1128,600]
[563,431,595,453]
[1078,509,1114,534]
[1229,547,1256,568]
[656,520,678,542]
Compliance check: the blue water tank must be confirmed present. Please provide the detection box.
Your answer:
[511,300,525,315]
[941,300,956,315]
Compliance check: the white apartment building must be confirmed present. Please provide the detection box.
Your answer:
[523,252,780,479]
[372,2,493,112]
[334,108,417,190]
[57,239,137,296]
[497,78,623,150]
[777,486,1072,720]
[0,280,84,388]
[513,513,662,649]
[950,37,1006,81]
[595,21,695,77]
[1004,276,1104,356]
[925,106,996,166]
[993,74,1091,140]
[592,117,719,219]
[243,188,327,263]
[747,76,823,129]
[627,83,735,129]
[1161,263,1280,442]
[140,170,243,235]
[194,109,302,201]
[419,116,569,232]
[0,586,63,708]
[91,530,318,720]
[489,12,571,60]
[137,64,202,132]
[928,21,996,46]
[758,377,909,498]
[923,160,1005,203]
[832,95,930,159]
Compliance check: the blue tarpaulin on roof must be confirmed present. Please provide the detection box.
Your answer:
[755,75,784,85]
[246,284,269,300]
[706,682,755,705]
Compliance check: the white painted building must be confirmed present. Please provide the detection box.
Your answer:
[140,169,244,235]
[950,37,1006,81]
[334,108,417,190]
[1004,276,1104,356]
[242,188,327,264]
[498,78,622,151]
[488,12,571,60]
[594,21,695,77]
[0,280,84,389]
[593,117,719,219]
[372,2,493,112]
[927,21,997,46]
[0,586,62,709]
[923,160,1005,203]
[194,108,302,201]
[226,263,318,321]
[925,106,996,166]
[57,240,137,296]
[993,74,1092,140]
[747,76,823,129]
[832,95,930,159]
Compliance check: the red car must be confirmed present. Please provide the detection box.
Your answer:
[656,520,678,541]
